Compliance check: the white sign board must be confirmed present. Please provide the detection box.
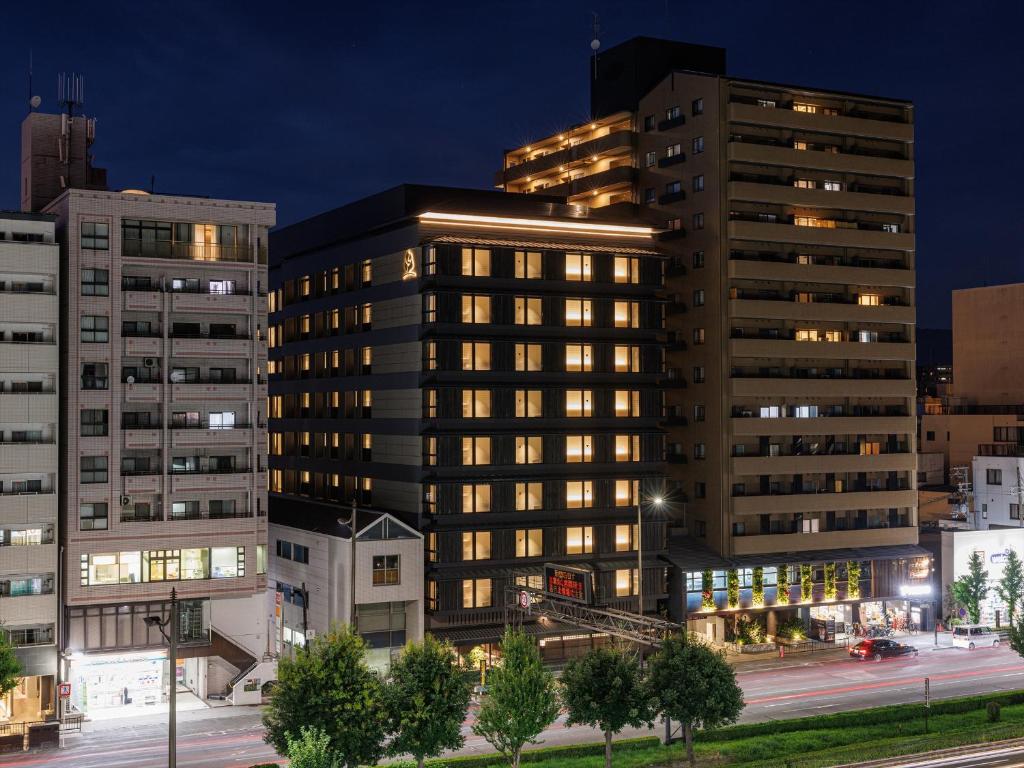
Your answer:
[952,528,1024,625]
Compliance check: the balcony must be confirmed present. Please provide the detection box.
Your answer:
[657,114,686,131]
[123,428,161,450]
[731,414,915,437]
[729,298,915,326]
[728,181,915,216]
[123,290,162,312]
[728,219,915,252]
[727,102,913,142]
[171,381,255,403]
[731,488,916,516]
[728,141,914,179]
[731,525,918,556]
[541,165,636,199]
[170,467,254,493]
[731,451,914,476]
[0,293,57,323]
[170,335,252,358]
[501,129,635,183]
[0,492,56,520]
[657,153,686,169]
[0,392,56,422]
[730,376,915,398]
[728,255,913,288]
[168,509,252,522]
[0,444,57,474]
[123,335,162,357]
[123,382,162,403]
[122,240,254,263]
[658,190,686,205]
[171,292,253,314]
[171,424,253,448]
[122,473,163,495]
[730,337,914,363]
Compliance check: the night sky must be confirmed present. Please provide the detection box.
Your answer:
[2,0,1021,328]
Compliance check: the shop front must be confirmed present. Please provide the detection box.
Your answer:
[67,650,182,715]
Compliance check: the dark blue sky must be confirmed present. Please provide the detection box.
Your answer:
[3,0,1022,327]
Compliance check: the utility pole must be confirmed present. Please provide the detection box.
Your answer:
[169,589,177,768]
[349,499,357,627]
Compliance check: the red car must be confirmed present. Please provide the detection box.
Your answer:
[850,638,918,661]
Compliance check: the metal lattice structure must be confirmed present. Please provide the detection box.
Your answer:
[504,586,681,648]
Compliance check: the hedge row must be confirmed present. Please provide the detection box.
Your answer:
[396,737,661,768]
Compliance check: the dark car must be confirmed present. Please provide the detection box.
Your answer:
[850,639,918,661]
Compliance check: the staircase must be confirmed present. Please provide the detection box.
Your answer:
[227,658,278,705]
[210,627,257,671]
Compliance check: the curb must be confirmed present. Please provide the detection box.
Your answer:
[835,735,1024,767]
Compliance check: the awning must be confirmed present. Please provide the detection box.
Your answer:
[427,234,661,256]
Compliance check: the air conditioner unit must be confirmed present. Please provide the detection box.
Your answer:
[143,358,155,368]
[120,495,131,507]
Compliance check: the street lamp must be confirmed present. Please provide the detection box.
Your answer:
[637,496,665,616]
[339,499,359,627]
[144,588,178,768]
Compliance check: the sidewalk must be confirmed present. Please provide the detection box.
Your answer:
[726,631,957,674]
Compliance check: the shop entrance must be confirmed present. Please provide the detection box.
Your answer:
[0,675,54,724]
[67,651,206,719]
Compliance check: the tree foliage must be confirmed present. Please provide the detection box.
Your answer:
[847,561,862,599]
[800,564,813,602]
[286,727,340,768]
[263,625,387,768]
[776,565,790,605]
[823,563,837,600]
[385,635,471,768]
[996,548,1024,627]
[726,569,739,608]
[647,634,744,765]
[471,629,560,768]
[751,567,764,606]
[701,568,715,610]
[952,551,989,625]
[560,646,655,768]
[0,632,21,699]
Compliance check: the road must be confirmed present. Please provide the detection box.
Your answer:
[2,644,1022,768]
[866,740,1024,767]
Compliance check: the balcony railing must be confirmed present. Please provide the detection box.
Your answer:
[122,240,253,263]
[729,250,908,270]
[120,510,162,523]
[733,444,911,458]
[733,481,911,497]
[168,465,250,475]
[169,332,250,340]
[0,439,54,446]
[168,509,251,522]
[169,421,254,429]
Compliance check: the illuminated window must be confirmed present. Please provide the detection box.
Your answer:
[792,102,817,113]
[615,434,641,462]
[794,216,836,229]
[515,343,542,371]
[299,276,311,296]
[615,524,639,551]
[362,347,372,369]
[858,294,880,306]
[462,484,491,513]
[566,435,593,463]
[330,309,340,330]
[565,390,593,417]
[614,256,640,284]
[461,390,491,418]
[515,436,543,464]
[516,482,543,511]
[462,578,492,608]
[614,301,640,328]
[515,389,542,418]
[515,297,543,325]
[462,342,491,371]
[462,437,491,465]
[461,295,491,323]
[361,303,372,325]
[860,441,881,455]
[566,481,593,509]
[425,341,437,371]
[565,299,593,327]
[515,529,543,557]
[425,389,437,417]
[565,253,592,281]
[461,247,491,276]
[824,180,842,191]
[425,436,437,466]
[614,345,640,373]
[515,250,542,279]
[462,531,492,560]
[795,329,842,342]
[565,344,593,372]
[362,259,372,285]
[423,294,437,323]
[615,568,638,596]
[615,390,641,417]
[566,526,594,554]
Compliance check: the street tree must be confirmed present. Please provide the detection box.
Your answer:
[286,727,340,768]
[263,625,387,768]
[472,629,560,768]
[952,551,989,625]
[385,635,471,768]
[647,634,744,766]
[560,646,655,768]
[996,548,1024,627]
[0,632,20,698]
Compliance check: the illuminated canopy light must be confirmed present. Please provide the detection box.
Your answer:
[418,211,654,238]
[899,584,932,597]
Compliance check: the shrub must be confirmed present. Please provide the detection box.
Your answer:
[752,567,764,606]
[987,701,1002,722]
[824,563,837,600]
[735,616,766,645]
[727,569,740,608]
[776,565,790,605]
[847,561,862,599]
[701,568,715,610]
[776,617,806,641]
[800,564,813,602]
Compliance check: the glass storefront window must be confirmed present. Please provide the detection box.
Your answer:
[81,547,246,585]
[181,549,208,580]
[211,547,243,578]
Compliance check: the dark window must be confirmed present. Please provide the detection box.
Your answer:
[81,222,109,250]
[692,175,704,192]
[80,409,108,437]
[81,268,109,296]
[666,181,681,194]
[925,430,935,441]
[692,251,705,268]
[80,316,109,343]
[693,289,705,307]
[79,503,108,531]
[692,213,705,230]
[666,106,681,120]
[695,482,706,499]
[293,544,309,564]
[643,115,654,131]
[80,456,108,484]
[692,136,705,154]
[643,188,656,204]
[644,151,656,167]
[987,468,1003,485]
[276,540,292,559]
[693,366,705,383]
[692,98,704,116]
[81,363,108,390]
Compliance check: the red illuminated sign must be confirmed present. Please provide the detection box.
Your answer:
[544,563,593,604]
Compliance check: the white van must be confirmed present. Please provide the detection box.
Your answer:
[952,624,1000,650]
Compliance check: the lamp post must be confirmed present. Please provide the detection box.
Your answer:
[637,496,664,616]
[144,588,178,768]
[349,499,357,627]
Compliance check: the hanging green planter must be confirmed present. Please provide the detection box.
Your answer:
[847,561,861,599]
[824,562,837,600]
[701,568,715,610]
[800,564,813,602]
[727,568,740,608]
[752,566,765,606]
[776,565,790,605]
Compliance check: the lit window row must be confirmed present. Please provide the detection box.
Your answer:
[80,546,247,585]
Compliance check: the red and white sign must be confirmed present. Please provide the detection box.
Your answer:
[58,682,71,699]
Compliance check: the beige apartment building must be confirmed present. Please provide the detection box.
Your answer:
[20,110,275,714]
[0,212,59,722]
[498,38,927,631]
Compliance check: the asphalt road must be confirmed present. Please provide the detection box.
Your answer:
[3,644,1022,768]
[872,740,1024,767]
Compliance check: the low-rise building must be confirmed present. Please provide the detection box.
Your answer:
[268,500,423,672]
[971,455,1024,530]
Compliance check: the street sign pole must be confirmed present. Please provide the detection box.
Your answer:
[924,676,930,733]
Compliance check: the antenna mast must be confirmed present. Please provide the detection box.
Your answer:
[590,12,601,81]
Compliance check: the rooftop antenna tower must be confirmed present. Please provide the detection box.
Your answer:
[57,72,85,116]
[590,12,601,81]
[27,51,41,113]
